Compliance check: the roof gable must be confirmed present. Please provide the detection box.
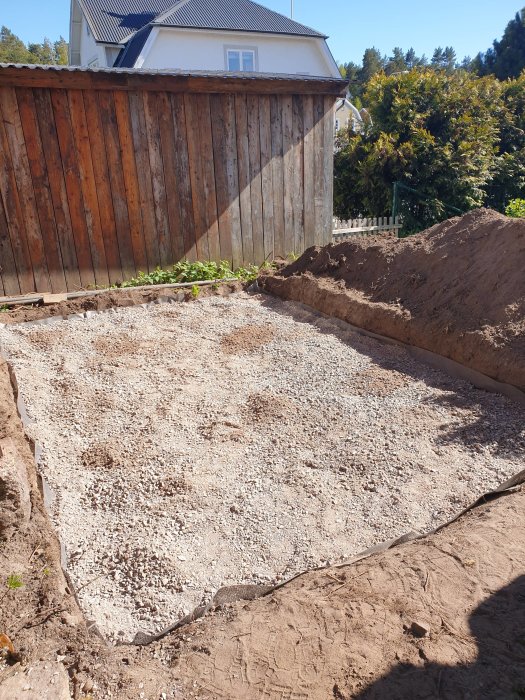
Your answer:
[78,0,175,43]
[155,0,326,38]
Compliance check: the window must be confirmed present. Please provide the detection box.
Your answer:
[226,48,257,72]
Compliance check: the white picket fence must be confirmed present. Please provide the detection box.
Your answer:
[332,216,402,241]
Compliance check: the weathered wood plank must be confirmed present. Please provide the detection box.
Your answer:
[0,87,51,291]
[313,94,325,247]
[143,91,171,268]
[322,96,335,245]
[82,90,125,285]
[97,92,137,280]
[292,95,304,254]
[15,87,67,292]
[112,90,147,274]
[51,89,96,288]
[156,91,184,264]
[247,94,264,265]
[210,94,233,265]
[302,94,315,249]
[0,191,20,295]
[169,93,196,262]
[33,88,81,291]
[184,94,205,262]
[67,89,110,288]
[197,94,217,261]
[282,95,295,255]
[234,94,253,265]
[270,95,285,258]
[259,95,274,263]
[128,90,161,269]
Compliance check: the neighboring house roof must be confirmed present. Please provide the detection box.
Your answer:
[153,0,326,38]
[79,0,327,46]
[114,25,153,66]
[78,0,174,43]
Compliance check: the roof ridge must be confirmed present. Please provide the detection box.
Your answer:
[152,0,327,38]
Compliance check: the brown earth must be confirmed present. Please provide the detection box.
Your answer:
[2,337,524,698]
[0,282,242,325]
[261,208,525,391]
[1,230,524,699]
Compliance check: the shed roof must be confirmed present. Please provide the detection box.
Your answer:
[0,63,348,95]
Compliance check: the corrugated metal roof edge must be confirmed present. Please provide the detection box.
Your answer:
[152,22,328,39]
[0,63,345,84]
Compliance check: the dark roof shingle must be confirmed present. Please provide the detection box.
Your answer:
[155,0,326,38]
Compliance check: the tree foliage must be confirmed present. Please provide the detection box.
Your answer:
[0,26,68,65]
[334,70,502,232]
[474,9,525,80]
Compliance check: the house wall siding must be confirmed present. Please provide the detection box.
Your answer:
[141,28,336,77]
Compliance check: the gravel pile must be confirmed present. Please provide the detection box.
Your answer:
[0,292,523,642]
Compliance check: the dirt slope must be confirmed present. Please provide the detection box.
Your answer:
[261,208,525,391]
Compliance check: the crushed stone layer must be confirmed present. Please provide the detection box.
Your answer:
[0,292,523,642]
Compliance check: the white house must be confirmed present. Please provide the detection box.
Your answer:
[69,0,340,78]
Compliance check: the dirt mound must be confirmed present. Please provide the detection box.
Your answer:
[221,323,275,354]
[261,208,525,391]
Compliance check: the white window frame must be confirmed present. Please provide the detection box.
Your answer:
[224,45,258,72]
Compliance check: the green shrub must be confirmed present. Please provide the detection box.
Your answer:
[119,260,260,288]
[505,198,525,218]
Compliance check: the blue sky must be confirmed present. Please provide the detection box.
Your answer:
[2,0,523,64]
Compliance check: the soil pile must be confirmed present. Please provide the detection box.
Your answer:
[261,208,525,391]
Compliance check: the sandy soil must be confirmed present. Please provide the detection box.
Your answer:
[1,292,523,646]
[262,208,525,391]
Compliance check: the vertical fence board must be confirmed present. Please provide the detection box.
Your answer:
[270,95,285,259]
[169,93,195,262]
[157,92,184,264]
[197,95,218,262]
[292,95,304,254]
[184,94,205,262]
[128,90,161,269]
[282,95,295,255]
[111,90,146,275]
[82,90,123,285]
[234,94,253,265]
[0,190,19,295]
[67,89,110,288]
[33,89,81,291]
[247,95,264,265]
[15,88,66,292]
[51,89,96,288]
[322,96,335,245]
[259,95,274,263]
[302,95,315,250]
[0,87,51,291]
[93,91,135,282]
[211,94,232,265]
[313,94,325,247]
[144,92,171,268]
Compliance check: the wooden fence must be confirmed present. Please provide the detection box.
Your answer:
[332,216,402,240]
[0,66,346,296]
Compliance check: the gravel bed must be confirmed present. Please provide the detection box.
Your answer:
[0,292,523,642]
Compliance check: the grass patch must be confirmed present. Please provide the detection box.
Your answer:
[118,260,262,289]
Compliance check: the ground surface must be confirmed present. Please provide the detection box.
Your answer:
[263,208,525,391]
[1,292,523,645]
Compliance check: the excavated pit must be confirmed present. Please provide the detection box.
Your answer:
[0,291,523,643]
